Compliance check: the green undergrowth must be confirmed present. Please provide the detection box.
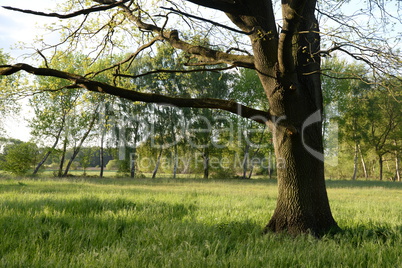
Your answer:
[0,177,401,267]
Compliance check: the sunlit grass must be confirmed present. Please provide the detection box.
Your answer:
[0,177,401,267]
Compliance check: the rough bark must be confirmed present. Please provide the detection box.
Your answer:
[225,0,337,235]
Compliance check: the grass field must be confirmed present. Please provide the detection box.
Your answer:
[0,176,401,267]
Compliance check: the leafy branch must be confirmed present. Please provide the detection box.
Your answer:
[0,63,273,126]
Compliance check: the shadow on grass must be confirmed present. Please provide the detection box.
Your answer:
[0,176,280,193]
[0,196,197,219]
[326,179,402,189]
[3,175,400,190]
[323,224,402,245]
[1,197,400,256]
[0,197,263,257]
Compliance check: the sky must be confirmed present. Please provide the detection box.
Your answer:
[0,0,59,141]
[0,1,59,58]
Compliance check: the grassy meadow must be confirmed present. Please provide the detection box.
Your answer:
[0,176,401,267]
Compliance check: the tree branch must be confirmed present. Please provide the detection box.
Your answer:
[119,5,255,69]
[115,65,237,79]
[0,63,271,125]
[160,7,253,35]
[183,0,249,15]
[278,0,309,75]
[2,0,129,19]
[85,36,163,78]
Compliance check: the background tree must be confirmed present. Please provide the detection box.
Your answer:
[321,58,371,180]
[62,102,100,176]
[29,88,79,175]
[363,89,401,180]
[231,68,272,179]
[29,53,93,176]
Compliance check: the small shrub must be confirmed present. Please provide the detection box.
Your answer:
[105,159,119,171]
[211,167,236,179]
[0,142,39,175]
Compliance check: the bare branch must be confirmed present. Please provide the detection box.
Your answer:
[36,50,49,69]
[182,0,249,15]
[160,7,253,35]
[115,65,237,79]
[86,36,163,78]
[119,5,255,69]
[2,0,129,19]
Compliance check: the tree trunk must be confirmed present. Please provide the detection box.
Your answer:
[169,120,178,179]
[34,139,59,175]
[63,110,98,177]
[247,127,266,180]
[394,140,400,182]
[268,151,273,180]
[152,148,163,179]
[248,164,254,180]
[358,145,368,180]
[130,147,136,178]
[265,120,337,236]
[379,154,383,181]
[172,144,178,179]
[228,0,339,235]
[396,153,401,182]
[203,148,209,179]
[100,133,104,178]
[58,138,68,177]
[352,142,359,180]
[33,117,65,175]
[242,144,250,179]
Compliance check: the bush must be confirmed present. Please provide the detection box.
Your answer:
[0,142,39,175]
[105,159,119,171]
[211,167,237,179]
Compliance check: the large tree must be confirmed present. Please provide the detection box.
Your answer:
[1,0,401,235]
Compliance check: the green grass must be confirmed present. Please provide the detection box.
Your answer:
[0,177,401,267]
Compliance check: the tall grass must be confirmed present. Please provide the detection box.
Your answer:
[0,177,401,267]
